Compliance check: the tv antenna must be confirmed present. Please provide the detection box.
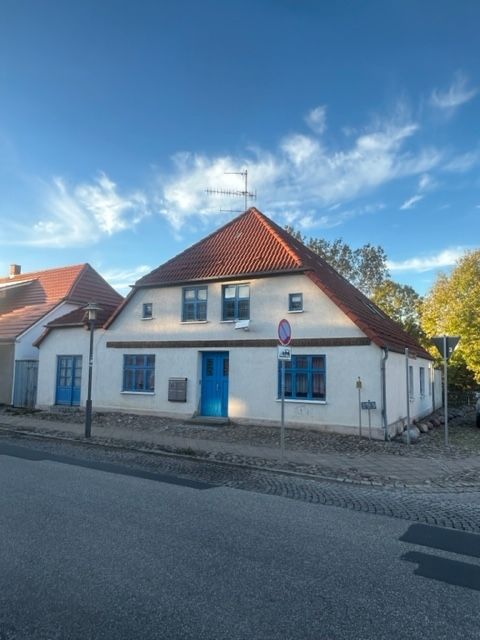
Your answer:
[205,169,256,212]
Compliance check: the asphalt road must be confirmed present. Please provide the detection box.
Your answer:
[1,436,480,640]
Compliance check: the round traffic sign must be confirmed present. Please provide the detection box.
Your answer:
[278,318,292,345]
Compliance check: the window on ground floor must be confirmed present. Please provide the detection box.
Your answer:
[278,354,326,401]
[123,354,155,392]
[419,366,425,397]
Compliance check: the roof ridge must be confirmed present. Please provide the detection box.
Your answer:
[252,209,303,267]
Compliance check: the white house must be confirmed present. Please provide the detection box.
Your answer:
[0,263,122,408]
[36,208,441,438]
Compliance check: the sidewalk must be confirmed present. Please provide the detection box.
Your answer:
[1,410,480,488]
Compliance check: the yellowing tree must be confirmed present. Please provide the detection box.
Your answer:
[422,250,480,383]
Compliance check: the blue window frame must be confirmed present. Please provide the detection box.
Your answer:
[182,286,207,321]
[123,355,155,392]
[278,355,326,400]
[142,303,153,319]
[289,293,303,312]
[222,284,250,321]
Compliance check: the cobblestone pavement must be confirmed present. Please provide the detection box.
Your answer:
[3,431,480,534]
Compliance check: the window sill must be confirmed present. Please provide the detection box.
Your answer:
[276,398,326,405]
[181,320,209,325]
[220,319,250,324]
[141,317,154,321]
[288,309,304,314]
[121,391,155,395]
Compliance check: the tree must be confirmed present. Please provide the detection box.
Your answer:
[422,250,480,384]
[285,227,389,296]
[371,279,425,343]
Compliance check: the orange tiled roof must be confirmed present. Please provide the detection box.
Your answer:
[0,264,123,342]
[116,208,430,358]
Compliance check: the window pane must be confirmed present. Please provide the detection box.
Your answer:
[284,372,292,397]
[289,293,303,311]
[184,289,195,300]
[197,288,207,301]
[311,356,325,370]
[183,302,195,321]
[295,356,308,370]
[197,301,207,321]
[312,373,325,399]
[296,373,308,397]
[224,286,236,299]
[238,284,249,299]
[223,299,235,320]
[237,299,250,320]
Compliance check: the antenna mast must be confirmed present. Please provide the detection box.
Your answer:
[206,169,256,212]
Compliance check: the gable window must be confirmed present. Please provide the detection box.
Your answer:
[142,303,153,319]
[222,284,250,321]
[278,355,326,401]
[123,355,155,392]
[289,293,303,312]
[419,367,425,397]
[182,286,207,322]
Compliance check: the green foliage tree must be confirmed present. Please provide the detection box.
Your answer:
[371,279,425,343]
[422,250,480,384]
[285,226,389,296]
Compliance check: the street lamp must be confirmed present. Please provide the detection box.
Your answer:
[84,302,102,438]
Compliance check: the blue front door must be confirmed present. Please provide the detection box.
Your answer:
[201,352,229,417]
[56,355,82,406]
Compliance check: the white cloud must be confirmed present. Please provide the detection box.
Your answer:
[305,105,327,134]
[430,71,478,111]
[156,116,441,231]
[443,150,479,173]
[388,247,466,272]
[4,173,149,247]
[100,265,152,294]
[400,194,424,210]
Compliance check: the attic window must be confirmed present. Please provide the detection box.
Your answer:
[142,303,153,319]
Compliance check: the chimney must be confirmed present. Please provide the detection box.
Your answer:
[9,264,21,278]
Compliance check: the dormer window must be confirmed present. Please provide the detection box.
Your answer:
[289,293,303,312]
[142,303,153,319]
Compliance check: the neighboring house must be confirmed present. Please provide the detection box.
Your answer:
[0,263,122,407]
[36,209,441,438]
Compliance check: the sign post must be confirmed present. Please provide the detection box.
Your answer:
[432,335,460,446]
[278,319,292,459]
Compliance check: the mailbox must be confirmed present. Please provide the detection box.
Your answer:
[168,377,187,402]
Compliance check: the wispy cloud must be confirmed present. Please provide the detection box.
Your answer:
[443,150,479,173]
[2,173,149,247]
[388,247,466,272]
[156,116,441,231]
[430,71,478,111]
[305,105,327,134]
[100,264,152,294]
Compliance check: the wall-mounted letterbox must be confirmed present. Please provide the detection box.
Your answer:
[168,377,187,402]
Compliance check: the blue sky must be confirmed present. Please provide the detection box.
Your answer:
[0,0,478,295]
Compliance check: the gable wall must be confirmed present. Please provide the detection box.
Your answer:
[108,274,365,341]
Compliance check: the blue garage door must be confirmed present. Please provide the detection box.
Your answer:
[56,356,82,406]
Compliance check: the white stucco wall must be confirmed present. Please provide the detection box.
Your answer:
[15,302,79,361]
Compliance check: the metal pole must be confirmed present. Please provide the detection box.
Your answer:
[368,405,372,440]
[444,335,449,446]
[405,347,410,445]
[357,377,362,437]
[85,319,95,438]
[280,359,285,459]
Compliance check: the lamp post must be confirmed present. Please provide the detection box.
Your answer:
[84,302,102,438]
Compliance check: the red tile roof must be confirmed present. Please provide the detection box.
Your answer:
[111,208,430,358]
[0,264,123,342]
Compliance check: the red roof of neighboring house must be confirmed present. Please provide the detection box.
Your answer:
[108,208,430,358]
[0,263,123,342]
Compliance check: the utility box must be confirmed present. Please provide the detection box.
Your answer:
[168,377,187,402]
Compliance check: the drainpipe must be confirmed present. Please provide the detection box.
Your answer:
[381,347,389,441]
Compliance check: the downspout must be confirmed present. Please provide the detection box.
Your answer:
[381,347,389,441]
